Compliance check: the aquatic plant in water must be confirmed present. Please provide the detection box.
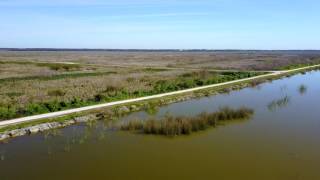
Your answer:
[120,107,254,136]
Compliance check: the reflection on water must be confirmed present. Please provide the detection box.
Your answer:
[298,84,307,95]
[1,70,320,180]
[0,150,5,161]
[267,95,291,111]
[33,120,116,157]
[280,85,288,92]
[145,103,160,115]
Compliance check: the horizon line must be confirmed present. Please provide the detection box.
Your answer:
[1,48,320,51]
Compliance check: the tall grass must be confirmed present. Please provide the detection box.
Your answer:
[120,107,254,136]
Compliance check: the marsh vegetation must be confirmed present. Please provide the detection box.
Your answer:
[0,61,96,79]
[120,107,254,136]
[1,50,320,70]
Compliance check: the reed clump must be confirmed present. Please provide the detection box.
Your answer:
[120,107,254,136]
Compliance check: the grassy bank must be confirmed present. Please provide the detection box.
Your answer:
[120,107,254,136]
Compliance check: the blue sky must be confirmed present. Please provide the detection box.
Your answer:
[0,0,319,49]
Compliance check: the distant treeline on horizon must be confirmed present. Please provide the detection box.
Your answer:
[0,48,320,53]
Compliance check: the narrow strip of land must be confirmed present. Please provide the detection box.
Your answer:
[0,64,319,128]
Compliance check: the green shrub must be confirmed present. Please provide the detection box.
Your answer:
[25,104,49,115]
[44,101,62,112]
[0,106,16,119]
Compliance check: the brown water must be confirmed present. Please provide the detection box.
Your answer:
[1,71,320,180]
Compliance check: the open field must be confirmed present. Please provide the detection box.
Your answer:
[1,50,320,70]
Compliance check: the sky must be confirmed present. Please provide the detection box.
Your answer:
[0,0,319,49]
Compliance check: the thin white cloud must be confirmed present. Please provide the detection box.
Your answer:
[0,0,178,7]
[0,0,217,7]
[105,12,210,19]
